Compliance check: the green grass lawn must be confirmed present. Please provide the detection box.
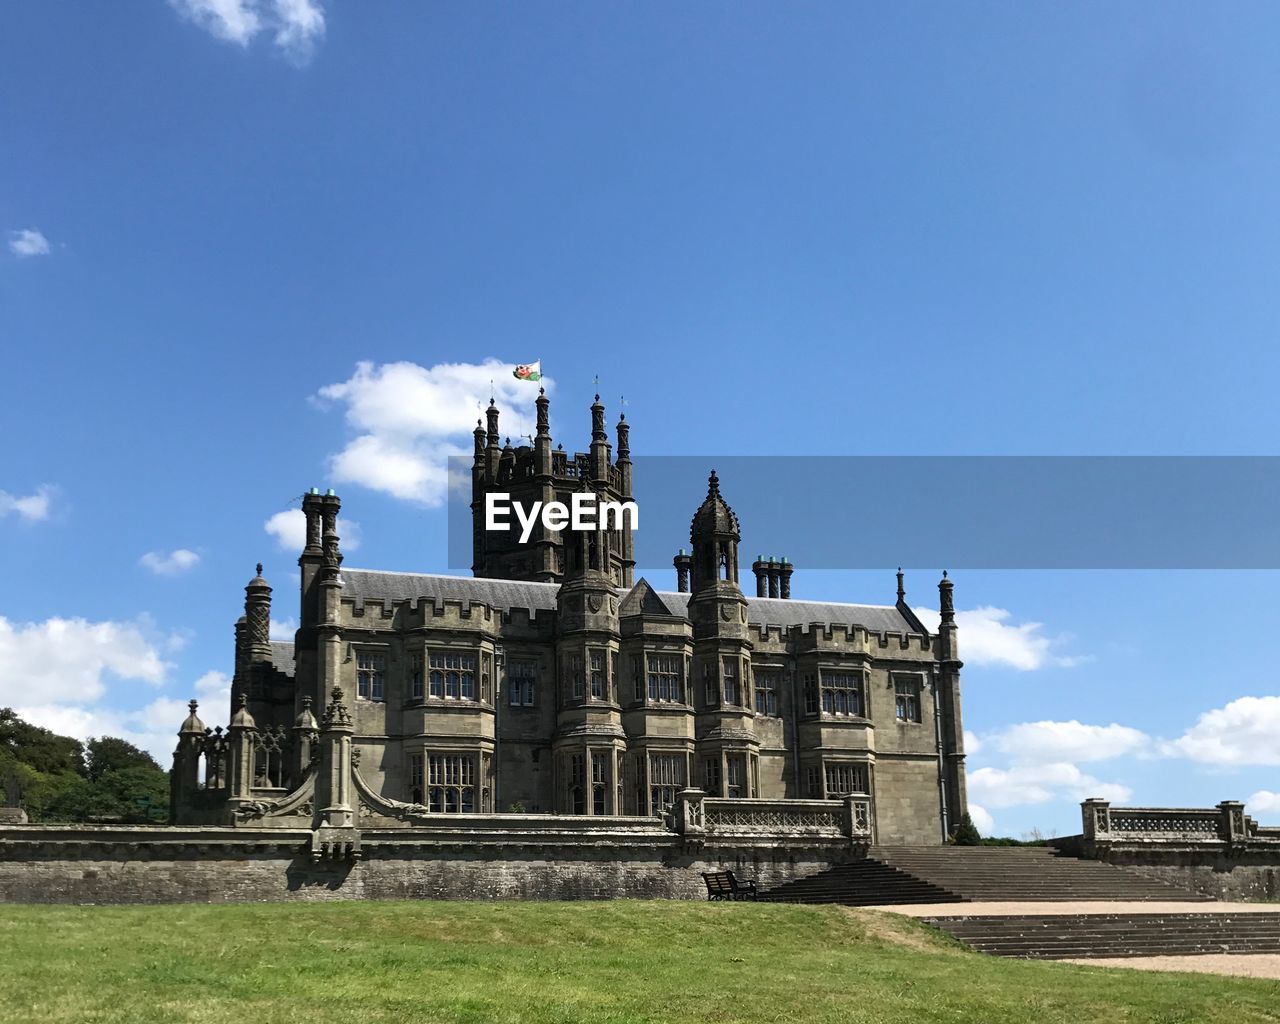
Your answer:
[2,901,1278,1024]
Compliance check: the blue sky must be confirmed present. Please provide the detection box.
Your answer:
[3,1,1279,837]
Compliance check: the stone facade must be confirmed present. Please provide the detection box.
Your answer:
[169,393,968,848]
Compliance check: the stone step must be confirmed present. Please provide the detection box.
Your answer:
[923,913,1280,959]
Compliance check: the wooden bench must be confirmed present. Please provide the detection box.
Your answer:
[702,870,758,901]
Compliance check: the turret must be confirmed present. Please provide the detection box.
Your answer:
[934,570,967,838]
[244,563,272,666]
[486,398,501,480]
[170,699,207,819]
[689,471,740,593]
[589,394,610,482]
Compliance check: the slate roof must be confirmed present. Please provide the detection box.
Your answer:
[269,641,296,676]
[339,568,923,634]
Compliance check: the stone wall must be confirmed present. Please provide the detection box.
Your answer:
[1095,849,1280,902]
[0,823,856,905]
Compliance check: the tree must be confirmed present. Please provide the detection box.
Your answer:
[0,708,84,776]
[85,737,161,781]
[951,812,982,846]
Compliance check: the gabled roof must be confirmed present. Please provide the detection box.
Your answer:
[619,578,678,617]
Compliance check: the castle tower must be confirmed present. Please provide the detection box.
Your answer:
[685,471,758,798]
[552,478,625,814]
[471,393,635,585]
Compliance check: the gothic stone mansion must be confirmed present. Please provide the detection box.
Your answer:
[170,392,968,846]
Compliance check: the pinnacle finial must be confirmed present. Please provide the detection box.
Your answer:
[539,386,545,395]
[188,699,199,713]
[256,562,263,576]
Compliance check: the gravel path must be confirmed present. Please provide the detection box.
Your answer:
[1060,954,1280,979]
[869,900,1276,917]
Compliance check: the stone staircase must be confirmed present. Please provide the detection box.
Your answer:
[761,858,959,906]
[759,846,1210,906]
[871,846,1212,902]
[926,912,1280,959]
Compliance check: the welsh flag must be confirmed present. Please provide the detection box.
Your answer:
[513,361,542,382]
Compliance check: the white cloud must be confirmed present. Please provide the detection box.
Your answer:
[967,762,1131,810]
[264,508,361,552]
[991,720,1151,765]
[1248,791,1280,818]
[12,668,232,766]
[0,485,54,522]
[139,548,201,577]
[192,669,232,710]
[168,0,324,63]
[271,0,325,63]
[8,229,50,258]
[269,617,297,642]
[0,615,174,706]
[968,803,994,835]
[314,359,555,507]
[964,729,982,756]
[914,604,1083,670]
[1166,695,1280,767]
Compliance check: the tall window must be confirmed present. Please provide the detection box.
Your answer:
[649,753,685,816]
[427,753,476,813]
[508,659,536,706]
[589,650,606,700]
[566,653,584,700]
[703,664,718,708]
[821,670,864,716]
[805,766,821,798]
[410,652,424,701]
[726,754,746,797]
[722,657,740,707]
[894,675,922,723]
[591,752,609,815]
[704,757,722,796]
[824,762,868,796]
[409,752,424,804]
[429,651,477,699]
[803,673,818,715]
[755,670,779,716]
[569,753,586,815]
[357,651,385,701]
[647,653,682,702]
[633,655,645,702]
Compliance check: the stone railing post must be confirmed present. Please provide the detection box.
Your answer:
[1082,798,1111,840]
[1217,800,1247,844]
[672,788,707,837]
[227,696,258,802]
[843,795,872,841]
[319,686,356,829]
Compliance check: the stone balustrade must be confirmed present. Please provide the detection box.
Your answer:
[1082,798,1255,844]
[669,789,872,842]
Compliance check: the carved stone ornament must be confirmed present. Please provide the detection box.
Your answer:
[588,594,603,613]
[721,605,733,621]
